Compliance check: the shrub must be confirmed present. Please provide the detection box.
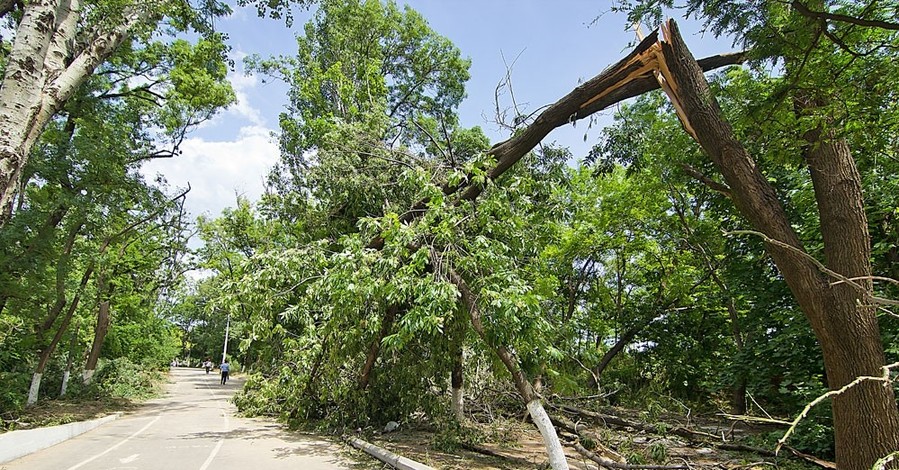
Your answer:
[86,358,164,400]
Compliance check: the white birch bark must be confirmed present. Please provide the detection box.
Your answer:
[26,372,42,406]
[0,0,155,218]
[0,0,59,213]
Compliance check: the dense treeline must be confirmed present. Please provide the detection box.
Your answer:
[0,0,235,411]
[2,0,898,469]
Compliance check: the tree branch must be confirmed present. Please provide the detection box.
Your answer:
[367,43,745,249]
[679,163,731,197]
[790,0,899,31]
[727,229,899,307]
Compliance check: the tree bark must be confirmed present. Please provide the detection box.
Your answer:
[592,320,649,381]
[60,320,78,397]
[0,0,155,221]
[451,345,464,422]
[83,300,109,384]
[438,256,568,470]
[358,304,398,390]
[656,20,899,469]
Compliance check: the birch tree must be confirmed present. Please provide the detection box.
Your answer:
[0,0,231,223]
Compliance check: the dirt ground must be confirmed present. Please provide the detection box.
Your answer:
[364,413,823,470]
[0,397,140,432]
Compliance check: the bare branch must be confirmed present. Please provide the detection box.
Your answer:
[679,163,732,197]
[726,229,899,307]
[776,362,899,453]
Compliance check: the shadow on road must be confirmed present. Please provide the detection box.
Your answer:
[181,426,344,460]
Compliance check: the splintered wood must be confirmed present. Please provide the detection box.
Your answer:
[580,20,698,141]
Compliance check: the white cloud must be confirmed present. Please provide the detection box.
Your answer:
[225,68,266,126]
[141,125,279,219]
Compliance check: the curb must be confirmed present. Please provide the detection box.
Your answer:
[346,436,435,470]
[0,412,122,464]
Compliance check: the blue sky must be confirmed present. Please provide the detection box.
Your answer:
[142,1,734,219]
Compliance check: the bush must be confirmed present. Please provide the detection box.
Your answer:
[86,358,164,400]
[0,371,31,416]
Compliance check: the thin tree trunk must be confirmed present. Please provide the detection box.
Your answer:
[60,320,78,397]
[451,345,464,422]
[439,256,568,470]
[722,292,747,415]
[27,222,82,405]
[83,300,109,384]
[27,288,80,405]
[302,335,330,399]
[358,304,398,390]
[592,320,649,380]
[657,20,899,469]
[38,221,82,338]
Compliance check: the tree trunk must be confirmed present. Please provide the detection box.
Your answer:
[723,293,747,415]
[802,128,898,469]
[302,335,330,400]
[60,321,79,397]
[592,319,649,381]
[83,300,109,384]
[451,345,464,422]
[657,20,899,469]
[358,304,398,390]
[440,257,568,470]
[0,0,154,220]
[27,294,78,405]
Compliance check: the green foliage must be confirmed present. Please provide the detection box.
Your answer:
[103,319,182,368]
[170,3,899,465]
[87,358,165,400]
[0,371,31,414]
[645,441,668,463]
[430,420,485,453]
[0,0,232,407]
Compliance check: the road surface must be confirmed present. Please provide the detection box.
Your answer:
[3,368,358,470]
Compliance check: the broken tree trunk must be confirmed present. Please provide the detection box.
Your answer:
[654,20,899,470]
[367,45,745,249]
[557,404,719,442]
[550,414,626,463]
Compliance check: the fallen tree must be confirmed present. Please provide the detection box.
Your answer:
[375,16,897,470]
[367,41,744,249]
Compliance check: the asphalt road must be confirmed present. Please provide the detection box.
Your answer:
[3,368,357,470]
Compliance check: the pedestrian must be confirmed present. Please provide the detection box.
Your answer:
[204,358,212,374]
[220,359,230,385]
